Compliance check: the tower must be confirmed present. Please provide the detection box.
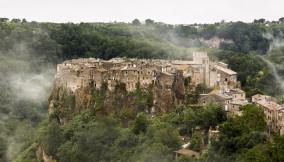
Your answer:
[193,52,210,87]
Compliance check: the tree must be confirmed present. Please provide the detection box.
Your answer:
[132,113,148,134]
[58,117,120,162]
[279,17,284,23]
[175,156,195,162]
[22,18,27,23]
[145,19,155,25]
[254,19,266,24]
[0,137,6,161]
[240,104,266,132]
[190,131,203,151]
[11,18,21,23]
[218,22,270,54]
[181,107,197,135]
[196,105,226,130]
[134,143,173,162]
[237,144,273,162]
[272,135,284,161]
[39,119,64,157]
[0,18,8,22]
[210,104,267,157]
[132,19,141,25]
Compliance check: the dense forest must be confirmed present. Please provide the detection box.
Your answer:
[1,17,284,161]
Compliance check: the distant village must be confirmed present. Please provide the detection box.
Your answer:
[54,52,284,137]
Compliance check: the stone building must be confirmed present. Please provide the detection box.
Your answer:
[56,52,229,93]
[210,62,239,92]
[53,56,188,114]
[172,52,210,86]
[252,94,284,135]
[51,52,284,134]
[199,92,232,111]
[52,52,242,115]
[198,87,248,116]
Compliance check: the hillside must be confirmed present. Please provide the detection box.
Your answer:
[0,18,284,162]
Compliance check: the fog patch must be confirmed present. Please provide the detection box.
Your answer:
[258,56,284,94]
[9,72,54,103]
[263,32,284,51]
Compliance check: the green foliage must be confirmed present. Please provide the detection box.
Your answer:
[59,117,120,162]
[182,105,226,135]
[237,135,284,162]
[210,104,267,160]
[185,84,212,104]
[195,105,227,130]
[92,84,107,114]
[175,156,196,162]
[38,119,64,157]
[13,143,39,162]
[132,19,141,25]
[132,113,148,134]
[218,22,269,54]
[36,110,181,162]
[215,50,282,97]
[240,104,267,132]
[0,136,7,161]
[1,18,284,161]
[190,131,203,151]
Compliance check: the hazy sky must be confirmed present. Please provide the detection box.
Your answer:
[0,0,283,24]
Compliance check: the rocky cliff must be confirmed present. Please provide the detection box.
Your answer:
[48,58,186,124]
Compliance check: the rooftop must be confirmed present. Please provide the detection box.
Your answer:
[174,148,200,158]
[256,99,283,111]
[231,100,248,106]
[215,65,237,75]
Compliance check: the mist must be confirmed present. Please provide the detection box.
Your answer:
[258,56,284,94]
[0,35,56,161]
[263,32,284,51]
[260,32,284,97]
[9,72,54,103]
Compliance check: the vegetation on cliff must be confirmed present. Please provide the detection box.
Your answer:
[1,18,284,161]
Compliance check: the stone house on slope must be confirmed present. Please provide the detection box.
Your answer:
[252,94,284,135]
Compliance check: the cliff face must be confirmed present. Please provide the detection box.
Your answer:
[48,82,93,124]
[48,58,186,123]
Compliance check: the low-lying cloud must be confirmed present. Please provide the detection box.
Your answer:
[9,72,54,103]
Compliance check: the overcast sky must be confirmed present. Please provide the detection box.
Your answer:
[0,0,283,24]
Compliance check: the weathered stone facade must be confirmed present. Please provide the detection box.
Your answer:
[252,94,284,135]
[53,52,237,94]
[49,52,242,123]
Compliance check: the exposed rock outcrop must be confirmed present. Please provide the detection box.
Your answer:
[48,57,186,123]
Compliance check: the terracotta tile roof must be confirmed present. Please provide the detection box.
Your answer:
[174,148,200,158]
[257,100,282,111]
[215,65,237,75]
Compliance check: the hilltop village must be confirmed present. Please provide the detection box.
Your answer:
[50,52,284,135]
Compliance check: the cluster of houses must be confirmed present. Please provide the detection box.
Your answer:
[54,52,284,135]
[252,94,284,135]
[53,51,284,159]
[55,52,239,93]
